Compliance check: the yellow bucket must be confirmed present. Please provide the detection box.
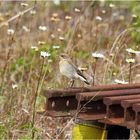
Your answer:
[73,123,108,140]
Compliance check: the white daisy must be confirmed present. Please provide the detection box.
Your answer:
[52,45,60,49]
[39,26,47,31]
[92,52,105,59]
[40,51,51,58]
[114,79,128,84]
[12,84,18,89]
[126,58,135,63]
[31,46,39,51]
[74,8,80,13]
[95,16,102,21]
[7,29,15,35]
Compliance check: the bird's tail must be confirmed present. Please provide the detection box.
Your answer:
[76,70,90,85]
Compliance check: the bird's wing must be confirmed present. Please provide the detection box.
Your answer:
[67,58,77,69]
[76,69,89,85]
[76,69,87,80]
[68,58,89,85]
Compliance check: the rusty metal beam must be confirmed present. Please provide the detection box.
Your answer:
[133,103,140,130]
[103,95,140,129]
[104,95,140,106]
[99,118,124,126]
[76,88,140,101]
[45,83,140,98]
[121,99,140,129]
[133,103,140,112]
[46,96,77,116]
[45,83,140,131]
[121,99,140,109]
[77,100,106,121]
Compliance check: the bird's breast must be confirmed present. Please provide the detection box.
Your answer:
[59,60,76,79]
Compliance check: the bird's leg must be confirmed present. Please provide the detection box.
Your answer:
[70,79,75,87]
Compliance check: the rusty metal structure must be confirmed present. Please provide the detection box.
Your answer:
[44,83,140,130]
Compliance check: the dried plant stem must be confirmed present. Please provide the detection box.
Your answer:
[38,64,48,95]
[0,57,9,94]
[93,59,97,86]
[0,37,13,95]
[31,57,45,140]
[103,28,131,84]
[129,63,132,83]
[110,28,130,54]
[25,55,35,95]
[0,6,35,28]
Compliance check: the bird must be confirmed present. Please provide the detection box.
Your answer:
[59,53,89,87]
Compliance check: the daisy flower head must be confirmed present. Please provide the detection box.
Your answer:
[40,51,51,58]
[114,79,128,84]
[126,58,135,63]
[92,52,105,59]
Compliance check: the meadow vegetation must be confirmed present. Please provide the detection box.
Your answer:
[0,1,140,139]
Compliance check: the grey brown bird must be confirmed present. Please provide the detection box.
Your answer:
[59,53,89,87]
